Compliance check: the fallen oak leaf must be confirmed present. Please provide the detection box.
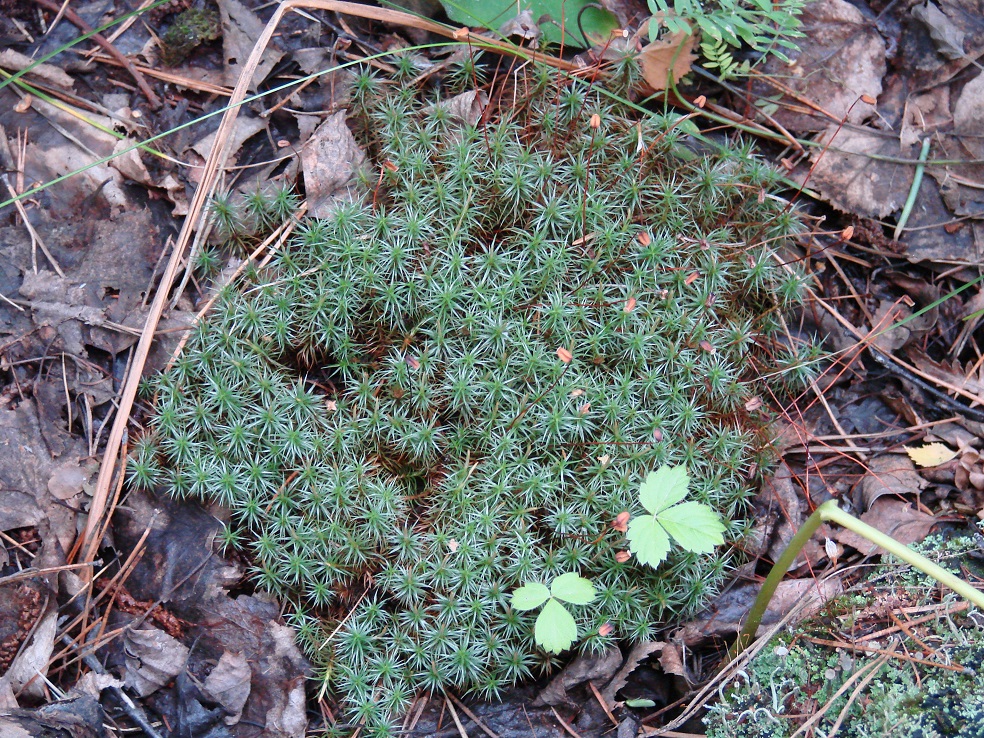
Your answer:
[638,31,698,92]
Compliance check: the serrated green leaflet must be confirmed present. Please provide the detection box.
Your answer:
[657,501,727,553]
[639,465,690,515]
[628,465,726,568]
[437,0,618,47]
[535,598,578,654]
[511,582,551,611]
[626,514,672,567]
[550,572,597,605]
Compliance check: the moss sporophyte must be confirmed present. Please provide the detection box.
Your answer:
[131,61,817,733]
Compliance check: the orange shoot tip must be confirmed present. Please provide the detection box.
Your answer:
[383,160,398,172]
[637,231,651,246]
[556,347,573,363]
[612,511,630,532]
[699,340,715,353]
[589,113,601,129]
[860,93,876,105]
[694,95,706,108]
[652,428,663,442]
[840,225,854,240]
[615,551,631,563]
[599,623,615,637]
[623,296,637,313]
[453,27,470,39]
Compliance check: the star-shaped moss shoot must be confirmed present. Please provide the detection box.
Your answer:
[626,465,727,568]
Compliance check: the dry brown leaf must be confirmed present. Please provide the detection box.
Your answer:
[673,577,843,645]
[638,31,697,92]
[912,2,966,59]
[859,454,927,509]
[601,641,663,703]
[300,111,366,219]
[805,125,914,218]
[0,49,75,89]
[203,650,252,725]
[533,647,623,706]
[834,497,938,555]
[123,627,190,697]
[658,643,685,677]
[758,0,884,132]
[217,0,284,90]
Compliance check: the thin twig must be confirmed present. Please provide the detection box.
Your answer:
[31,0,161,108]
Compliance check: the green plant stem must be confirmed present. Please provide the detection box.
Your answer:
[732,500,984,658]
[893,136,931,241]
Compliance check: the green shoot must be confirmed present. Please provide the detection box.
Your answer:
[627,465,727,568]
[511,573,598,654]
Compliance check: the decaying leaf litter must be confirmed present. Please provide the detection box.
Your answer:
[1,0,983,734]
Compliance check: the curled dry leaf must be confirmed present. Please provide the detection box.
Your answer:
[638,31,698,92]
[955,449,984,492]
[858,454,927,509]
[834,497,939,555]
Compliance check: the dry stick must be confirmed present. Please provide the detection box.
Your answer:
[30,0,161,109]
[446,694,500,738]
[75,0,582,574]
[87,52,233,96]
[445,698,471,738]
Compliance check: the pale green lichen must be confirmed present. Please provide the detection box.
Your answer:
[706,533,984,738]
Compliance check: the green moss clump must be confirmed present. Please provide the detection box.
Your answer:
[159,7,221,67]
[133,63,814,733]
[705,534,984,738]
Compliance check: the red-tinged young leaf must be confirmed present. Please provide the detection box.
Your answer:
[657,501,726,553]
[550,572,597,605]
[535,598,578,654]
[511,582,551,611]
[626,514,671,568]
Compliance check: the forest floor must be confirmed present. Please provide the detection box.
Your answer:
[1,0,983,735]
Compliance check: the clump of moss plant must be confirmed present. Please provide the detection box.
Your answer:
[132,61,815,734]
[705,533,984,738]
[159,6,221,67]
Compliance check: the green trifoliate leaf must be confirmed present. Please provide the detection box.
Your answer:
[535,598,578,654]
[638,465,690,515]
[626,514,672,568]
[657,501,727,553]
[550,572,597,605]
[511,582,551,611]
